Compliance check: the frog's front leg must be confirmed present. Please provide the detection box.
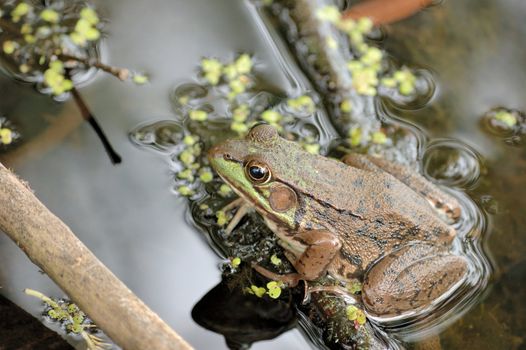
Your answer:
[361,243,467,317]
[342,153,461,222]
[252,229,341,287]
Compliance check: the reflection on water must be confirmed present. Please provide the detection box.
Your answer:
[1,0,525,349]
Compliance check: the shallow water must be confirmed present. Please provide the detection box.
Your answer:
[1,0,525,349]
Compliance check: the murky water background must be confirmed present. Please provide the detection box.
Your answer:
[0,0,525,349]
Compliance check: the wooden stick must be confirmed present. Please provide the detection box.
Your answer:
[343,0,434,25]
[0,163,193,350]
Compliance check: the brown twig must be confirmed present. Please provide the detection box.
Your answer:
[60,53,130,81]
[0,163,193,350]
[343,0,434,25]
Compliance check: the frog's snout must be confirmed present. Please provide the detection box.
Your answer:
[207,143,225,163]
[207,142,234,166]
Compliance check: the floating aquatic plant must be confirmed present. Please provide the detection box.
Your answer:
[0,1,148,163]
[25,288,110,350]
[0,116,19,146]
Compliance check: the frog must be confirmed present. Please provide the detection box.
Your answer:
[208,124,468,317]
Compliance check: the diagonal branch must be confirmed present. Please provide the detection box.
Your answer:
[0,163,193,350]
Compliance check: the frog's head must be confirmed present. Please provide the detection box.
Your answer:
[208,124,301,228]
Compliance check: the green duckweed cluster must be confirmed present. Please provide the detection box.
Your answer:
[245,280,284,299]
[346,305,367,327]
[481,107,526,145]
[493,110,518,127]
[25,289,109,350]
[346,126,390,148]
[200,54,254,100]
[0,1,147,97]
[170,55,324,199]
[315,5,418,97]
[0,117,16,146]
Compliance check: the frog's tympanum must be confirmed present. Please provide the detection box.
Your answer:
[208,124,467,317]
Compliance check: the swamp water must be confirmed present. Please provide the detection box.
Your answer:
[0,0,525,349]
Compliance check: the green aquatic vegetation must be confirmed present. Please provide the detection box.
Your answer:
[266,281,284,299]
[199,54,255,101]
[216,210,230,226]
[347,281,362,295]
[314,5,421,101]
[381,68,417,96]
[286,95,316,115]
[231,257,241,268]
[0,127,13,145]
[345,305,367,327]
[0,117,19,146]
[0,1,146,96]
[218,184,233,197]
[244,281,284,299]
[247,285,267,298]
[270,254,282,266]
[25,289,110,350]
[189,109,209,122]
[371,130,388,144]
[493,110,517,127]
[0,1,147,163]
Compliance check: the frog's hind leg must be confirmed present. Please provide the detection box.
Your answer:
[342,153,461,223]
[361,243,467,317]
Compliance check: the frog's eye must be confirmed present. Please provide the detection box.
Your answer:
[245,160,271,184]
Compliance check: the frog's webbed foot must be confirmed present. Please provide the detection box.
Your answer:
[251,262,301,287]
[341,153,461,223]
[362,243,468,317]
[221,197,253,235]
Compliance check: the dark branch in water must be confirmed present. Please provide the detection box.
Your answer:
[70,87,122,164]
[71,88,122,165]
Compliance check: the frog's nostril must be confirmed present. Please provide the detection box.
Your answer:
[224,153,233,161]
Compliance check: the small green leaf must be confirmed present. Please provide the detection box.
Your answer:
[189,110,208,121]
[40,9,60,23]
[133,74,149,85]
[270,254,282,266]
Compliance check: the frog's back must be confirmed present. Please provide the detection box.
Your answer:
[279,152,455,279]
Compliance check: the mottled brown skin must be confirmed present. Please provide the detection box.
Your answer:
[208,125,468,317]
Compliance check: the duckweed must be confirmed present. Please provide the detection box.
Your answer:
[494,110,517,127]
[24,289,108,349]
[270,254,282,266]
[266,281,283,299]
[218,184,233,197]
[189,110,208,122]
[231,257,241,268]
[287,95,316,114]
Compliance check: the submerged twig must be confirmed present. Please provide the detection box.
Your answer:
[69,86,122,164]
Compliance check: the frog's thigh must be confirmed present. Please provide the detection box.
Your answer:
[342,153,461,221]
[361,243,467,316]
[292,230,342,281]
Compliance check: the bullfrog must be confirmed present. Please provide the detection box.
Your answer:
[208,124,467,317]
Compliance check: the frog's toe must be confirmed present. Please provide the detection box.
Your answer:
[361,244,468,317]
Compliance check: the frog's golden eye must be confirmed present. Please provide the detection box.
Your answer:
[245,160,271,184]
